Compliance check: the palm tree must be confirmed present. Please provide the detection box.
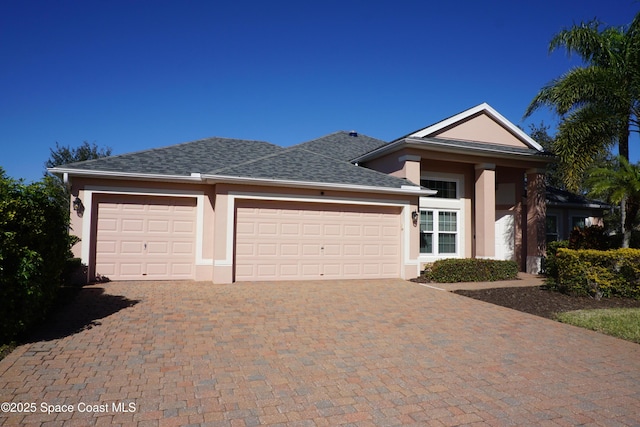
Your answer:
[587,156,640,247]
[524,12,640,190]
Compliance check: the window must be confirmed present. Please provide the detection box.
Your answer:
[546,216,558,242]
[420,210,457,254]
[421,179,457,199]
[572,216,589,230]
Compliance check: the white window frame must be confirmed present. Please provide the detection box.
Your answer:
[419,172,464,262]
[420,209,459,256]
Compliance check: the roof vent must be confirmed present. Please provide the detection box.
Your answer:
[348,131,358,137]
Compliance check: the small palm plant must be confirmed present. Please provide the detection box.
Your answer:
[587,156,640,248]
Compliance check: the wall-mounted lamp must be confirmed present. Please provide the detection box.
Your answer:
[73,196,84,217]
[412,210,419,226]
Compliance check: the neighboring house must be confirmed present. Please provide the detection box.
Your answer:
[545,186,610,242]
[51,103,552,283]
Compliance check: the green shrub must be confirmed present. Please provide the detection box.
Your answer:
[543,240,569,280]
[556,248,640,299]
[425,258,518,283]
[0,171,74,343]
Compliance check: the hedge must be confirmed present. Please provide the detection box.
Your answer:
[424,258,518,283]
[555,248,640,299]
[0,171,74,343]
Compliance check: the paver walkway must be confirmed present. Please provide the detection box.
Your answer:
[1,279,639,426]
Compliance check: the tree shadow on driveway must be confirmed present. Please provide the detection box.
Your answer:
[24,286,139,343]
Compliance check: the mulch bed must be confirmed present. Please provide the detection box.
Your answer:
[454,286,640,319]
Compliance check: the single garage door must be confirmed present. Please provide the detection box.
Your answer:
[235,200,402,281]
[95,195,197,280]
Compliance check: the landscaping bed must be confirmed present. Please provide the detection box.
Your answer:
[454,285,640,319]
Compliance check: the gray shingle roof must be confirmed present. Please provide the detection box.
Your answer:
[294,131,388,161]
[55,134,417,190]
[212,146,415,189]
[545,186,610,209]
[61,137,283,176]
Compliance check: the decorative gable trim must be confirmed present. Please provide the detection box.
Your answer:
[407,103,544,152]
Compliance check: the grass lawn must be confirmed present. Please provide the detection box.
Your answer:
[556,308,640,344]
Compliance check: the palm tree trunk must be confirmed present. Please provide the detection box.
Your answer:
[620,125,631,248]
[622,197,630,247]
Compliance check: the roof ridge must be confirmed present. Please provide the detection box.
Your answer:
[208,143,297,174]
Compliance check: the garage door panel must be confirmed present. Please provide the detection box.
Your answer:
[363,244,381,256]
[235,243,255,256]
[323,244,341,256]
[276,265,297,278]
[281,223,300,234]
[235,202,401,281]
[96,240,117,254]
[257,243,277,256]
[303,224,321,236]
[280,244,299,256]
[148,220,169,233]
[95,195,197,281]
[257,265,277,277]
[98,218,118,232]
[122,219,144,232]
[120,241,144,254]
[343,244,361,256]
[172,242,194,255]
[323,224,341,236]
[302,244,321,256]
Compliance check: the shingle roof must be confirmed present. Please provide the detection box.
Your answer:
[61,137,283,176]
[212,146,415,189]
[294,131,388,161]
[56,134,418,190]
[545,186,610,209]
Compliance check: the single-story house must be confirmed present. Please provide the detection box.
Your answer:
[545,186,610,242]
[51,103,553,283]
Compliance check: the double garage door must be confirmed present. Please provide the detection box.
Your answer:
[94,196,402,281]
[95,195,197,280]
[235,201,402,281]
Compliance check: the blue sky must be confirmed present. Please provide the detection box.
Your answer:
[1,0,638,182]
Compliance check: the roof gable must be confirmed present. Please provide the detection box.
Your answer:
[406,103,543,152]
[294,131,388,161]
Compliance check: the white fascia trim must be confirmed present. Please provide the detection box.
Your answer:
[80,185,213,267]
[216,191,417,271]
[407,103,544,152]
[49,168,206,183]
[202,174,430,196]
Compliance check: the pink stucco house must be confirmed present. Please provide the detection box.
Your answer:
[50,103,552,283]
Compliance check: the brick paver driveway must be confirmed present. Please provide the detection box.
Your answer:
[1,279,640,426]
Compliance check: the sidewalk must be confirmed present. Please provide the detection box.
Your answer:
[415,272,546,291]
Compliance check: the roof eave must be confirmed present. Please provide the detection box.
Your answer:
[48,167,434,196]
[353,138,552,164]
[547,201,610,209]
[48,167,207,184]
[202,174,435,196]
[404,137,552,161]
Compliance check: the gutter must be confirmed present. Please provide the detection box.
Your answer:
[202,174,436,196]
[50,168,436,197]
[48,167,208,184]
